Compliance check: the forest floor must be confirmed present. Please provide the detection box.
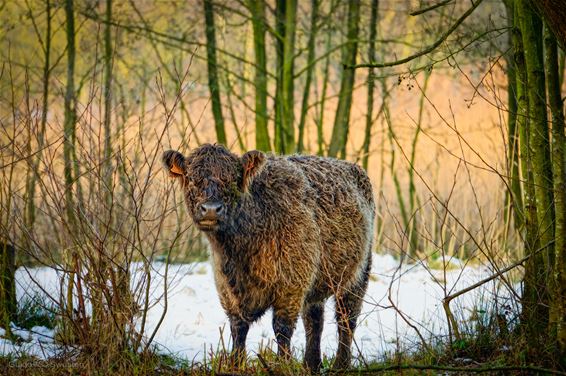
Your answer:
[0,253,512,369]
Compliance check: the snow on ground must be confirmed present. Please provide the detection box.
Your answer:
[1,253,513,363]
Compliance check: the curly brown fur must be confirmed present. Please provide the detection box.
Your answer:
[163,144,375,372]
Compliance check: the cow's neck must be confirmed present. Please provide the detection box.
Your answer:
[206,228,255,262]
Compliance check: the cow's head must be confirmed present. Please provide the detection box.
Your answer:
[163,144,266,232]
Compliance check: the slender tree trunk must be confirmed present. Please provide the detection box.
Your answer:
[328,0,360,158]
[406,71,431,256]
[248,0,270,151]
[93,0,115,331]
[517,0,554,353]
[281,0,296,154]
[504,0,523,231]
[26,0,51,233]
[362,0,379,170]
[273,0,297,154]
[513,2,540,346]
[223,71,246,151]
[0,243,16,333]
[1,82,19,338]
[203,0,227,145]
[242,22,253,100]
[544,23,566,361]
[274,0,285,154]
[103,0,113,212]
[297,0,318,153]
[63,0,78,340]
[316,28,332,156]
[518,0,554,268]
[64,0,77,230]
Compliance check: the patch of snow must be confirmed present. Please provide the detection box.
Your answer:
[1,253,516,363]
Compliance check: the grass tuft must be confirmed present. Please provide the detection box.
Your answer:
[14,294,56,331]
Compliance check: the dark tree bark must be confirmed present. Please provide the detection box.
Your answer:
[274,0,285,154]
[203,0,227,145]
[63,0,79,343]
[248,0,271,151]
[544,22,566,361]
[362,0,379,170]
[328,0,361,158]
[274,0,297,154]
[503,0,523,231]
[513,6,541,356]
[517,0,554,355]
[532,0,566,50]
[315,23,333,156]
[64,0,77,229]
[26,0,52,232]
[103,0,113,206]
[0,243,16,333]
[297,0,318,154]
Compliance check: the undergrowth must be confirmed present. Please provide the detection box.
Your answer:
[1,322,564,376]
[1,296,563,375]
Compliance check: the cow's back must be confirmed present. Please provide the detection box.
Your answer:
[287,156,375,301]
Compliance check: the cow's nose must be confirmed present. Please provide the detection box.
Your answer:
[200,201,224,217]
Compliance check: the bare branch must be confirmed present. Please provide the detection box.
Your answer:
[349,0,483,69]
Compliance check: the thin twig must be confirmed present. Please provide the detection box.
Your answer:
[410,0,454,16]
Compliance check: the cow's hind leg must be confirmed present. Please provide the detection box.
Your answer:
[302,301,324,372]
[333,260,371,370]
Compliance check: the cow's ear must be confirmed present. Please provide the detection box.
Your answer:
[162,150,186,178]
[241,150,266,192]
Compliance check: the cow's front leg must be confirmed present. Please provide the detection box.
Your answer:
[229,315,249,365]
[272,298,301,359]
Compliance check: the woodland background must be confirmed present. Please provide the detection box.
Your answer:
[0,0,565,373]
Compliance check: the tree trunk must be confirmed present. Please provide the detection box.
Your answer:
[274,0,297,154]
[513,1,540,349]
[297,0,318,154]
[532,0,566,50]
[102,0,114,224]
[316,27,332,156]
[406,71,431,257]
[223,71,246,151]
[328,0,360,158]
[361,0,379,170]
[0,243,16,332]
[274,0,284,154]
[203,0,227,145]
[517,0,554,354]
[281,0,296,154]
[503,0,523,231]
[248,0,270,151]
[63,0,78,341]
[544,22,566,362]
[25,0,51,233]
[64,0,78,230]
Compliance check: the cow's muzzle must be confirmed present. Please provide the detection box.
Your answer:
[196,201,225,230]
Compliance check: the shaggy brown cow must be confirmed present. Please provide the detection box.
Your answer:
[163,144,375,371]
